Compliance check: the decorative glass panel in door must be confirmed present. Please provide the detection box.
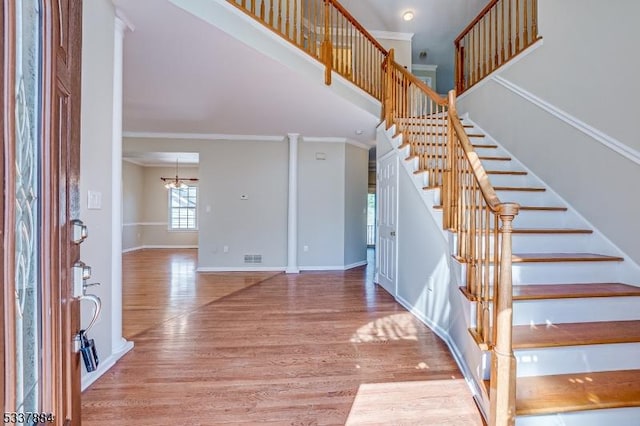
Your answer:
[14,0,42,413]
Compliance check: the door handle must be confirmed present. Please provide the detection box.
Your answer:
[79,293,102,335]
[71,219,88,244]
[390,231,396,236]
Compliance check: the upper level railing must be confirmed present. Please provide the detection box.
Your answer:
[227,0,387,99]
[455,0,539,94]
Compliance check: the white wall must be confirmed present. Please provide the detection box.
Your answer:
[458,0,640,265]
[80,0,116,383]
[376,36,412,70]
[502,0,640,151]
[124,137,368,270]
[122,161,144,250]
[198,140,288,269]
[298,142,345,268]
[344,143,368,267]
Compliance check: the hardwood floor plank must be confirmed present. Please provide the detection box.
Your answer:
[82,249,482,425]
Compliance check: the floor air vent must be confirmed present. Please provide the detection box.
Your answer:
[244,254,263,264]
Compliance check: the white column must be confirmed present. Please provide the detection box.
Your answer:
[286,133,300,274]
[111,11,134,355]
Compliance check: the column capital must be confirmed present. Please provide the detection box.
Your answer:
[287,133,300,141]
[115,9,135,34]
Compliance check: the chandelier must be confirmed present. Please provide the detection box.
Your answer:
[160,159,198,189]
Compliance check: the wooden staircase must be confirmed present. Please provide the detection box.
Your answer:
[391,115,640,424]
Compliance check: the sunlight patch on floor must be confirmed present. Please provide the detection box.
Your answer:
[346,380,483,425]
[350,313,419,343]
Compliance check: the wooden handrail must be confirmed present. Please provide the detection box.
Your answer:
[327,0,386,54]
[389,60,447,107]
[448,94,500,211]
[455,0,499,44]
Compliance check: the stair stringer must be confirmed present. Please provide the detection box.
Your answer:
[376,122,491,420]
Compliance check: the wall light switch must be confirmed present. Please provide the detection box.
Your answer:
[223,246,229,253]
[205,205,211,213]
[303,245,309,252]
[87,190,102,210]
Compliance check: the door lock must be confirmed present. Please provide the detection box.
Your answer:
[71,219,88,244]
[72,261,92,298]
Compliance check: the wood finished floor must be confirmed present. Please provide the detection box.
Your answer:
[82,249,482,425]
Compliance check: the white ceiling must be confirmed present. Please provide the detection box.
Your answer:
[113,0,487,165]
[339,0,489,92]
[114,0,380,149]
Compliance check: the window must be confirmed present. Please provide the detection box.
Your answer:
[169,186,197,230]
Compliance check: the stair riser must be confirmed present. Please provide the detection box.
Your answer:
[462,262,624,285]
[453,233,596,254]
[509,210,575,228]
[516,407,640,426]
[494,189,556,205]
[486,173,537,188]
[513,296,640,325]
[515,342,640,378]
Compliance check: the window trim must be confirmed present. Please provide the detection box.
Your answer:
[167,185,198,232]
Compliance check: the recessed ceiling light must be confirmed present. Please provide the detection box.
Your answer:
[402,11,414,21]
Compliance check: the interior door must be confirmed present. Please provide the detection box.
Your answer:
[2,1,83,424]
[376,152,398,296]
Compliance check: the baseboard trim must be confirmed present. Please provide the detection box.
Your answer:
[123,245,198,253]
[197,266,286,272]
[197,261,368,273]
[81,339,134,391]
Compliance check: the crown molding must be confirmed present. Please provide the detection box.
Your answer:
[370,30,414,42]
[123,132,372,149]
[122,131,286,142]
[302,136,371,150]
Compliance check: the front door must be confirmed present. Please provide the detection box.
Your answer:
[376,152,398,296]
[2,1,83,424]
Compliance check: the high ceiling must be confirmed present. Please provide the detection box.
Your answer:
[113,0,487,156]
[339,0,489,93]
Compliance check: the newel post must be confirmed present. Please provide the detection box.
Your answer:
[489,202,519,426]
[322,0,333,85]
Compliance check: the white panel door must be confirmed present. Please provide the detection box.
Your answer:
[376,153,398,296]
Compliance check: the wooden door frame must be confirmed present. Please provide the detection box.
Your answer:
[2,1,82,422]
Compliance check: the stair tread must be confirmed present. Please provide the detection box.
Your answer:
[516,369,640,415]
[494,186,546,192]
[513,320,640,349]
[512,253,624,263]
[433,204,567,211]
[460,283,640,302]
[467,228,592,234]
[513,283,640,300]
[473,143,498,148]
[480,156,512,161]
[486,170,528,175]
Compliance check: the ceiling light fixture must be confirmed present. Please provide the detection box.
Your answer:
[402,11,414,21]
[160,159,199,189]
